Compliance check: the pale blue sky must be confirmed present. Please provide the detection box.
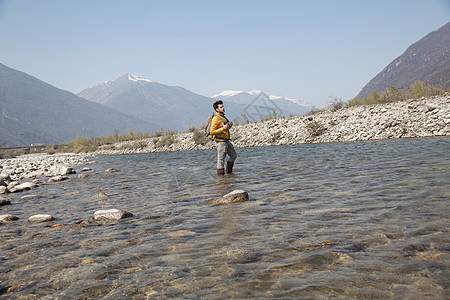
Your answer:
[0,0,449,106]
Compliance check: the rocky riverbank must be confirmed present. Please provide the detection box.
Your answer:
[95,93,450,154]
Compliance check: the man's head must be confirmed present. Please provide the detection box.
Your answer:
[213,100,225,113]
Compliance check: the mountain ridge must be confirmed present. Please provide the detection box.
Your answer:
[357,22,450,99]
[0,63,157,147]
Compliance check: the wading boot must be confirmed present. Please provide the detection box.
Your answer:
[226,161,234,174]
[217,168,225,175]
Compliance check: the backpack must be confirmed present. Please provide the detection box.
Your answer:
[205,114,226,141]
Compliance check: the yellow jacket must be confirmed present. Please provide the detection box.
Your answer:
[210,112,230,142]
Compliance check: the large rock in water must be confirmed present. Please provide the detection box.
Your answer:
[93,209,133,221]
[215,190,249,204]
[8,182,37,193]
[45,164,76,177]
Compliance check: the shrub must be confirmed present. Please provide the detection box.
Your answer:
[307,121,326,137]
[192,129,209,146]
[328,97,344,111]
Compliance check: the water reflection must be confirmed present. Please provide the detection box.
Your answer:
[1,137,449,298]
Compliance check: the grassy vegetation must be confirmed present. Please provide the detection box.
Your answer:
[346,81,445,107]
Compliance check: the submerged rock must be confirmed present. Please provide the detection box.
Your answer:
[93,209,133,221]
[21,194,41,200]
[28,214,54,222]
[215,190,249,204]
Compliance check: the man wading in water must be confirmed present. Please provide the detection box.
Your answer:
[210,100,237,175]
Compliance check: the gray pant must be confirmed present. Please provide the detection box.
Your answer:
[216,141,237,169]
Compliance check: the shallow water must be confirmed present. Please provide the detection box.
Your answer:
[1,137,449,299]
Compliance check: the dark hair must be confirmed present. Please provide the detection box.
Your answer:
[213,100,223,111]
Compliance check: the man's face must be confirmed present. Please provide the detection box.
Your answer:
[217,104,225,113]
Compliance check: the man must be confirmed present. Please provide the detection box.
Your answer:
[210,100,237,175]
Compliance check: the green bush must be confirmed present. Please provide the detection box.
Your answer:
[307,121,326,137]
[192,129,209,146]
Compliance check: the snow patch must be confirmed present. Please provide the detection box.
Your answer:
[127,74,152,83]
[212,90,244,98]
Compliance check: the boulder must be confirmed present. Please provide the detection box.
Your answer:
[0,214,19,222]
[8,182,37,193]
[216,190,249,204]
[105,168,117,173]
[0,173,11,186]
[28,214,54,222]
[0,186,6,194]
[93,209,133,221]
[46,164,76,177]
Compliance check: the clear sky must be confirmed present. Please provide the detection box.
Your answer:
[0,0,449,107]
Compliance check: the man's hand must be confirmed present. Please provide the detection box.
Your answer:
[223,122,232,130]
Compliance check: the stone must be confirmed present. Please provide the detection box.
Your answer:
[46,164,76,177]
[0,199,11,206]
[77,173,90,179]
[105,168,117,173]
[0,214,19,222]
[82,167,92,172]
[93,209,133,221]
[216,190,249,204]
[21,194,41,200]
[88,192,108,201]
[168,230,197,237]
[8,182,37,193]
[48,175,68,182]
[28,214,54,222]
[0,186,6,194]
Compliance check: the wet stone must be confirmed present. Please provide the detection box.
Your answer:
[215,190,249,204]
[93,209,133,221]
[0,214,19,222]
[28,214,54,222]
[105,168,117,173]
[0,199,11,206]
[8,182,38,193]
[48,175,68,183]
[21,194,41,200]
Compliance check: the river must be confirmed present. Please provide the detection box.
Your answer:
[1,137,449,299]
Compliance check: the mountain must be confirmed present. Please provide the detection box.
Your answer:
[212,90,311,122]
[0,63,156,147]
[78,74,244,130]
[357,22,450,99]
